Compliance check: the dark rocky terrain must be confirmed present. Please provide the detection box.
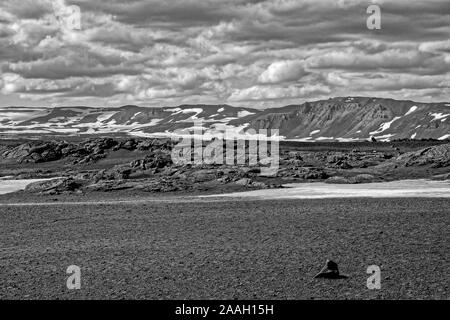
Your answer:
[1,137,449,196]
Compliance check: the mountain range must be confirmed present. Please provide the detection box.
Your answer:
[1,97,449,141]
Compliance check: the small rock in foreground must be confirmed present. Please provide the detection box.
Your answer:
[314,260,349,279]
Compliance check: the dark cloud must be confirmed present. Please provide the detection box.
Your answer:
[2,0,51,19]
[0,0,449,107]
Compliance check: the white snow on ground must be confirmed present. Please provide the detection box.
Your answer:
[316,137,334,141]
[202,180,450,199]
[237,111,255,118]
[309,130,320,135]
[0,123,66,130]
[46,128,79,133]
[174,108,204,120]
[209,123,253,138]
[370,116,401,135]
[356,130,361,133]
[129,131,168,138]
[411,133,417,139]
[0,107,193,135]
[416,125,421,129]
[336,137,362,142]
[373,134,395,142]
[163,107,204,119]
[74,118,163,134]
[430,113,450,121]
[0,109,51,124]
[0,178,57,195]
[0,129,51,134]
[217,108,225,112]
[147,119,163,126]
[0,112,36,122]
[288,136,363,142]
[97,111,118,123]
[194,117,227,123]
[62,117,86,126]
[131,123,286,141]
[48,117,66,122]
[438,134,450,140]
[286,137,313,142]
[131,112,142,119]
[25,111,90,128]
[404,106,418,116]
[164,108,183,114]
[0,107,45,111]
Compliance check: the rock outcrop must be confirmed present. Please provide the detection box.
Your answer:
[396,143,450,168]
[0,138,172,165]
[25,178,85,194]
[3,137,449,194]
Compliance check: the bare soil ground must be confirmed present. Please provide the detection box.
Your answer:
[0,196,448,299]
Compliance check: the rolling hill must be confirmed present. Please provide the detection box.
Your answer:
[1,97,449,141]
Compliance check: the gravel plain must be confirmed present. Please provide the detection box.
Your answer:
[0,195,448,299]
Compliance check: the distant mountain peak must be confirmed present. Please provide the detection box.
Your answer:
[1,98,449,141]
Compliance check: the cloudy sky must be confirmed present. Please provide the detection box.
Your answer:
[0,0,449,109]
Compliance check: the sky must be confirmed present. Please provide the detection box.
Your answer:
[0,0,449,109]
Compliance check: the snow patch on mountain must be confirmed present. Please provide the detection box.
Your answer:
[97,111,118,123]
[404,105,418,116]
[316,137,334,141]
[237,110,255,118]
[131,112,142,119]
[430,113,450,121]
[164,107,181,113]
[374,134,395,142]
[336,137,361,142]
[0,109,50,124]
[370,117,401,135]
[175,108,204,121]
